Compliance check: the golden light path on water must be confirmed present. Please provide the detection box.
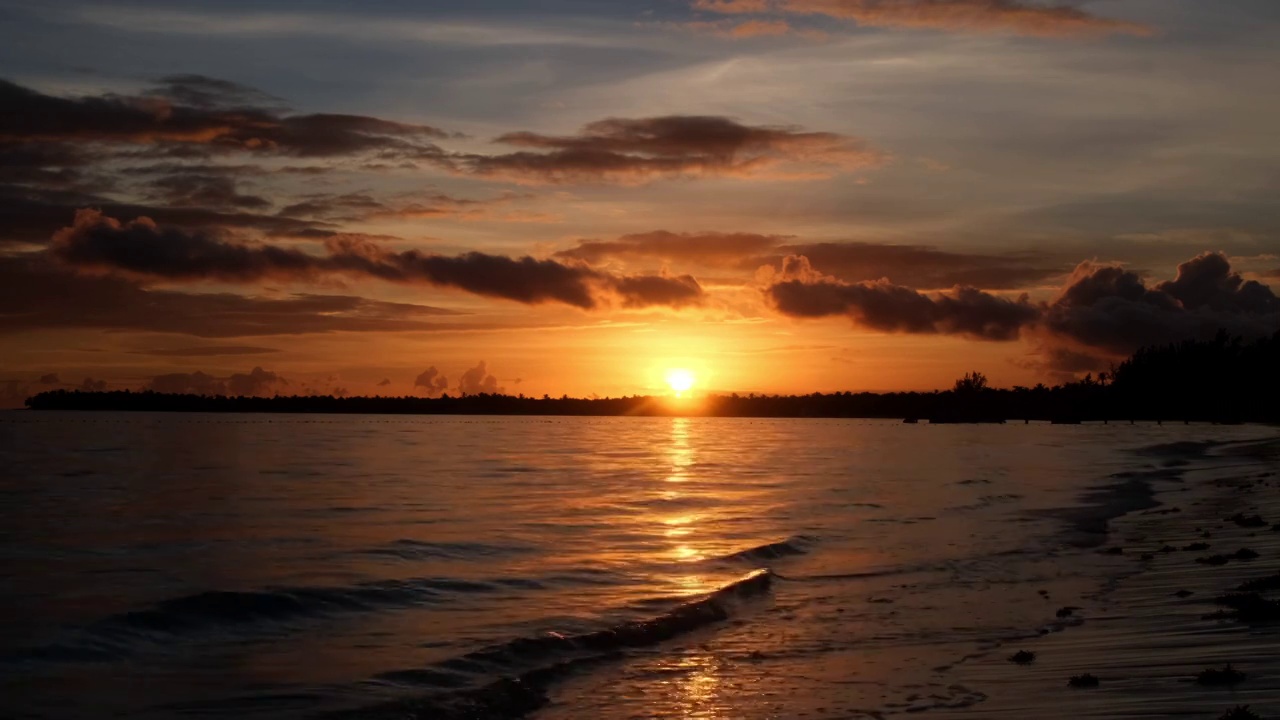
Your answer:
[658,418,728,718]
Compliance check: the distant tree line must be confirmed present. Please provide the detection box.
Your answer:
[22,332,1280,423]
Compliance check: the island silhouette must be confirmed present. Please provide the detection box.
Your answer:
[23,332,1280,423]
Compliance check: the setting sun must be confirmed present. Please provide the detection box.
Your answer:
[666,369,696,396]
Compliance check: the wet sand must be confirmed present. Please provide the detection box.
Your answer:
[940,437,1280,719]
[535,435,1280,720]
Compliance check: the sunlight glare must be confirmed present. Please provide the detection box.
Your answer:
[666,368,696,396]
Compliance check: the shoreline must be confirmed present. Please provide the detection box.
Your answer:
[936,436,1280,718]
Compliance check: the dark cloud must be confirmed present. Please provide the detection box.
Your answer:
[51,210,706,310]
[0,78,448,159]
[694,0,1152,37]
[145,74,284,111]
[134,346,281,357]
[556,231,1058,289]
[0,184,326,246]
[455,115,883,184]
[457,361,502,395]
[0,255,459,338]
[377,378,392,387]
[1039,252,1280,358]
[413,366,449,397]
[766,256,1037,340]
[38,373,60,385]
[146,173,271,210]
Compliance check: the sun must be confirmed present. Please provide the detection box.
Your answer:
[666,368,696,396]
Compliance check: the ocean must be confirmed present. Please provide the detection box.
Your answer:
[1,414,1276,719]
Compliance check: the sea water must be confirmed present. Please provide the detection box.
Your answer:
[0,414,1267,718]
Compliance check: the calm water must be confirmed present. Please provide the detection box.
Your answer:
[0,414,1264,719]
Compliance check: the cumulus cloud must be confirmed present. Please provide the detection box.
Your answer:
[768,251,1280,372]
[38,373,60,384]
[147,366,286,396]
[1038,252,1280,360]
[227,366,288,396]
[457,361,502,395]
[414,366,449,397]
[693,0,1152,37]
[376,378,392,387]
[51,210,706,310]
[454,116,883,184]
[766,255,1037,340]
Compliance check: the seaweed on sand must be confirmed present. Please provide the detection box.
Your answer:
[1218,706,1261,720]
[1068,673,1100,688]
[1008,650,1036,664]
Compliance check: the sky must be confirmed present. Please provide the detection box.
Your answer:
[2,0,1279,405]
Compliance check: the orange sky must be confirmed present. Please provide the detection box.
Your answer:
[2,1,1279,406]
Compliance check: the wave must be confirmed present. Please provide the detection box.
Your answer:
[360,539,530,561]
[718,536,815,564]
[329,569,776,719]
[8,575,533,665]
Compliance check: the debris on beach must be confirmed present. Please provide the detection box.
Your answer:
[1218,706,1261,720]
[1198,554,1231,566]
[1140,552,1155,560]
[1159,545,1178,553]
[1101,546,1124,555]
[1173,589,1194,598]
[1196,664,1247,686]
[1184,542,1211,551]
[1056,606,1080,618]
[1233,548,1260,560]
[1227,513,1268,528]
[1068,673,1100,688]
[1008,650,1036,664]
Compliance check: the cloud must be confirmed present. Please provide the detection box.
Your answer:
[227,366,287,396]
[414,366,449,397]
[276,190,548,223]
[454,116,883,184]
[557,231,1058,289]
[144,74,284,111]
[145,172,271,210]
[51,210,706,310]
[377,378,392,387]
[0,78,449,159]
[148,370,226,395]
[679,18,805,38]
[767,251,1280,372]
[457,361,502,395]
[134,345,281,357]
[38,373,60,384]
[1038,252,1280,358]
[147,366,286,396]
[766,255,1038,340]
[693,0,1152,37]
[80,377,107,392]
[771,242,1059,289]
[0,183,326,246]
[0,255,460,338]
[556,230,784,266]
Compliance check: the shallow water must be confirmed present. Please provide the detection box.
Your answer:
[0,413,1269,718]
